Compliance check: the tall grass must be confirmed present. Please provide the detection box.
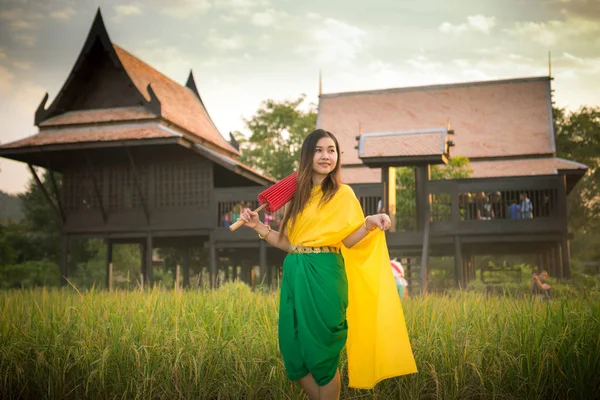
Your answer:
[0,283,598,399]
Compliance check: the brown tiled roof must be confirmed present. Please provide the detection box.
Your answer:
[341,166,381,184]
[39,107,156,127]
[318,77,554,165]
[361,131,447,157]
[113,44,239,157]
[0,123,177,149]
[468,157,587,179]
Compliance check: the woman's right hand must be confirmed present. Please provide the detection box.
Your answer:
[239,208,261,230]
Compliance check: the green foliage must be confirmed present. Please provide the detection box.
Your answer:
[0,191,23,223]
[0,261,60,289]
[0,289,598,399]
[234,95,317,180]
[431,155,473,180]
[554,106,600,262]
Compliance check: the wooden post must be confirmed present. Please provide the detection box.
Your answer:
[561,237,571,279]
[415,165,431,231]
[548,246,556,277]
[183,247,190,289]
[60,235,69,287]
[140,243,147,288]
[555,242,564,279]
[420,205,430,295]
[209,236,217,289]
[175,264,181,291]
[417,165,431,295]
[454,236,463,289]
[381,167,389,213]
[108,263,113,292]
[388,167,397,231]
[145,234,153,287]
[106,240,113,290]
[259,240,268,288]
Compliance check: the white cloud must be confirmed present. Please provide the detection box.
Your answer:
[506,21,557,46]
[214,0,270,16]
[10,20,36,30]
[252,10,276,26]
[159,0,211,19]
[12,61,32,71]
[116,4,143,16]
[13,34,36,48]
[207,29,244,51]
[296,18,366,67]
[114,3,143,19]
[0,9,23,20]
[0,65,15,93]
[406,54,444,72]
[220,14,238,23]
[257,34,271,51]
[453,59,471,68]
[0,9,43,23]
[467,15,496,34]
[558,52,600,73]
[439,22,468,34]
[50,7,76,20]
[439,15,496,35]
[504,18,600,46]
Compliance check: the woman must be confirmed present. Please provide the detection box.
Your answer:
[239,129,417,399]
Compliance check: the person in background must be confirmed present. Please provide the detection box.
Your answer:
[476,192,494,220]
[520,192,533,219]
[508,198,521,219]
[531,269,551,299]
[391,258,408,299]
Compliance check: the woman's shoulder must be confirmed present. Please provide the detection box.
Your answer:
[337,184,357,197]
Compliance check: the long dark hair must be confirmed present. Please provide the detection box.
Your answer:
[280,129,342,235]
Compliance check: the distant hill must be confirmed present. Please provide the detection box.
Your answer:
[0,191,23,223]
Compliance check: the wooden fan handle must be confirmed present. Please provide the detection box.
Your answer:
[229,203,269,232]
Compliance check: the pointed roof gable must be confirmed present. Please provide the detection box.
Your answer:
[34,8,238,158]
[113,45,239,157]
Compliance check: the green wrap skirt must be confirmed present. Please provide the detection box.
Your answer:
[278,251,348,386]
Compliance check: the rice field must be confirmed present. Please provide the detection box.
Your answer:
[0,283,599,399]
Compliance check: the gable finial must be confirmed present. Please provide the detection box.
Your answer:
[186,70,201,100]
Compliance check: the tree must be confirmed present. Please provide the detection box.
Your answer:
[554,106,600,262]
[234,95,317,180]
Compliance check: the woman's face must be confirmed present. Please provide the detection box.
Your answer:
[312,136,338,177]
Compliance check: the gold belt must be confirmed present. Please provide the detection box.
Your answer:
[289,245,341,254]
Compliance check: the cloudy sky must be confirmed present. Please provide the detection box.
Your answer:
[1,0,599,193]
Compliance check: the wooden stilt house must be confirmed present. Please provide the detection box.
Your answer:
[317,78,588,291]
[0,10,283,288]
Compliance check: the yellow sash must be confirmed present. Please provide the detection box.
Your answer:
[287,184,418,389]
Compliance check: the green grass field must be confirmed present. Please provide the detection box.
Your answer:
[1,283,599,399]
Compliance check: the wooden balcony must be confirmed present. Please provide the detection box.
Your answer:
[215,175,569,253]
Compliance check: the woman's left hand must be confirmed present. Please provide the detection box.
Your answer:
[366,214,392,231]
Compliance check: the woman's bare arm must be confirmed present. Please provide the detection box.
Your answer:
[342,214,392,248]
[255,223,291,252]
[239,208,291,252]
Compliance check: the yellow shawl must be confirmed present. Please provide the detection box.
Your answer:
[287,184,417,389]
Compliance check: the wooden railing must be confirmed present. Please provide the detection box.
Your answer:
[213,175,567,236]
[427,175,566,235]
